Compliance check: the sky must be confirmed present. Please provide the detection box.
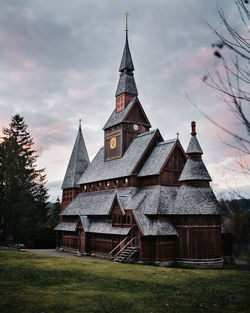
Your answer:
[0,0,249,201]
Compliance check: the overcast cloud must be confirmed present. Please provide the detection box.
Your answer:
[0,0,249,200]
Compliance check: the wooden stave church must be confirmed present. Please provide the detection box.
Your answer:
[55,30,232,268]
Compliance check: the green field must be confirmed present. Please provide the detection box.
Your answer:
[0,249,249,313]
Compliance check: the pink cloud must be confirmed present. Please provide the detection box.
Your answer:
[186,46,214,71]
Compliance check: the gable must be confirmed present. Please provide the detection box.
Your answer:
[109,197,125,216]
[138,139,177,177]
[164,142,186,172]
[124,99,151,126]
[103,97,136,130]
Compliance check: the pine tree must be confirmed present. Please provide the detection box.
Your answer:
[0,114,49,245]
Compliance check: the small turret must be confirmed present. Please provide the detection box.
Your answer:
[179,121,211,183]
[61,121,90,212]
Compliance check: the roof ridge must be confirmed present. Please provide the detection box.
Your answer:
[156,138,176,146]
[71,127,81,185]
[135,128,158,138]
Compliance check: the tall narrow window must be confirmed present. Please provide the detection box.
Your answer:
[127,215,131,224]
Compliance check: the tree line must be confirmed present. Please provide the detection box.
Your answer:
[0,114,60,247]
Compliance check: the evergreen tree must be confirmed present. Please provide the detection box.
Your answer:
[47,197,61,228]
[0,114,49,245]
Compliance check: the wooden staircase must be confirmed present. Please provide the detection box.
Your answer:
[115,246,138,263]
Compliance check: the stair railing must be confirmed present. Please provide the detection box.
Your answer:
[115,237,135,257]
[109,236,128,255]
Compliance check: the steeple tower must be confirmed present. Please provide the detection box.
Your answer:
[102,14,151,161]
[61,121,90,211]
[115,13,138,113]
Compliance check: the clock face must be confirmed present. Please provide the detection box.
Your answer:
[110,137,117,149]
[133,124,139,131]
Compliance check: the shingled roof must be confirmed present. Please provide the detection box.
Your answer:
[138,139,177,177]
[127,185,179,215]
[54,219,78,231]
[61,124,90,189]
[115,32,138,97]
[115,71,138,97]
[78,129,158,184]
[186,135,203,154]
[61,190,116,216]
[179,158,211,182]
[119,33,134,72]
[133,212,177,236]
[80,217,130,235]
[103,97,136,130]
[173,185,221,215]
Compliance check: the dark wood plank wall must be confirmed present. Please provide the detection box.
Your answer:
[61,231,79,250]
[104,126,123,161]
[175,216,222,260]
[157,237,176,260]
[87,234,126,255]
[139,236,176,261]
[125,103,149,125]
[160,145,186,186]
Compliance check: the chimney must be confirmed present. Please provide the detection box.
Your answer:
[191,121,196,136]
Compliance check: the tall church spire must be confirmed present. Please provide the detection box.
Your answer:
[61,121,90,189]
[118,32,135,72]
[115,13,138,106]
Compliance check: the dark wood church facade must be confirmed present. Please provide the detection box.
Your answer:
[55,30,231,268]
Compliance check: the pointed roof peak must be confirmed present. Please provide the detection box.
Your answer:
[61,124,90,189]
[186,121,203,155]
[119,30,135,72]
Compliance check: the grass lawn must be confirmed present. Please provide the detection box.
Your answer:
[0,249,249,313]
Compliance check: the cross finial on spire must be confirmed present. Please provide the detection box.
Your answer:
[176,132,180,140]
[125,12,129,32]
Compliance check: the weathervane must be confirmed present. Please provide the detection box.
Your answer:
[125,12,129,32]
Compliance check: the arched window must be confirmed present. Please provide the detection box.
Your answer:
[122,178,128,186]
[105,181,110,188]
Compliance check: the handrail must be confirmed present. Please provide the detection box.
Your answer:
[109,236,128,255]
[115,237,135,257]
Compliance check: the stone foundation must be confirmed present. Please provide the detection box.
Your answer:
[176,258,224,269]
